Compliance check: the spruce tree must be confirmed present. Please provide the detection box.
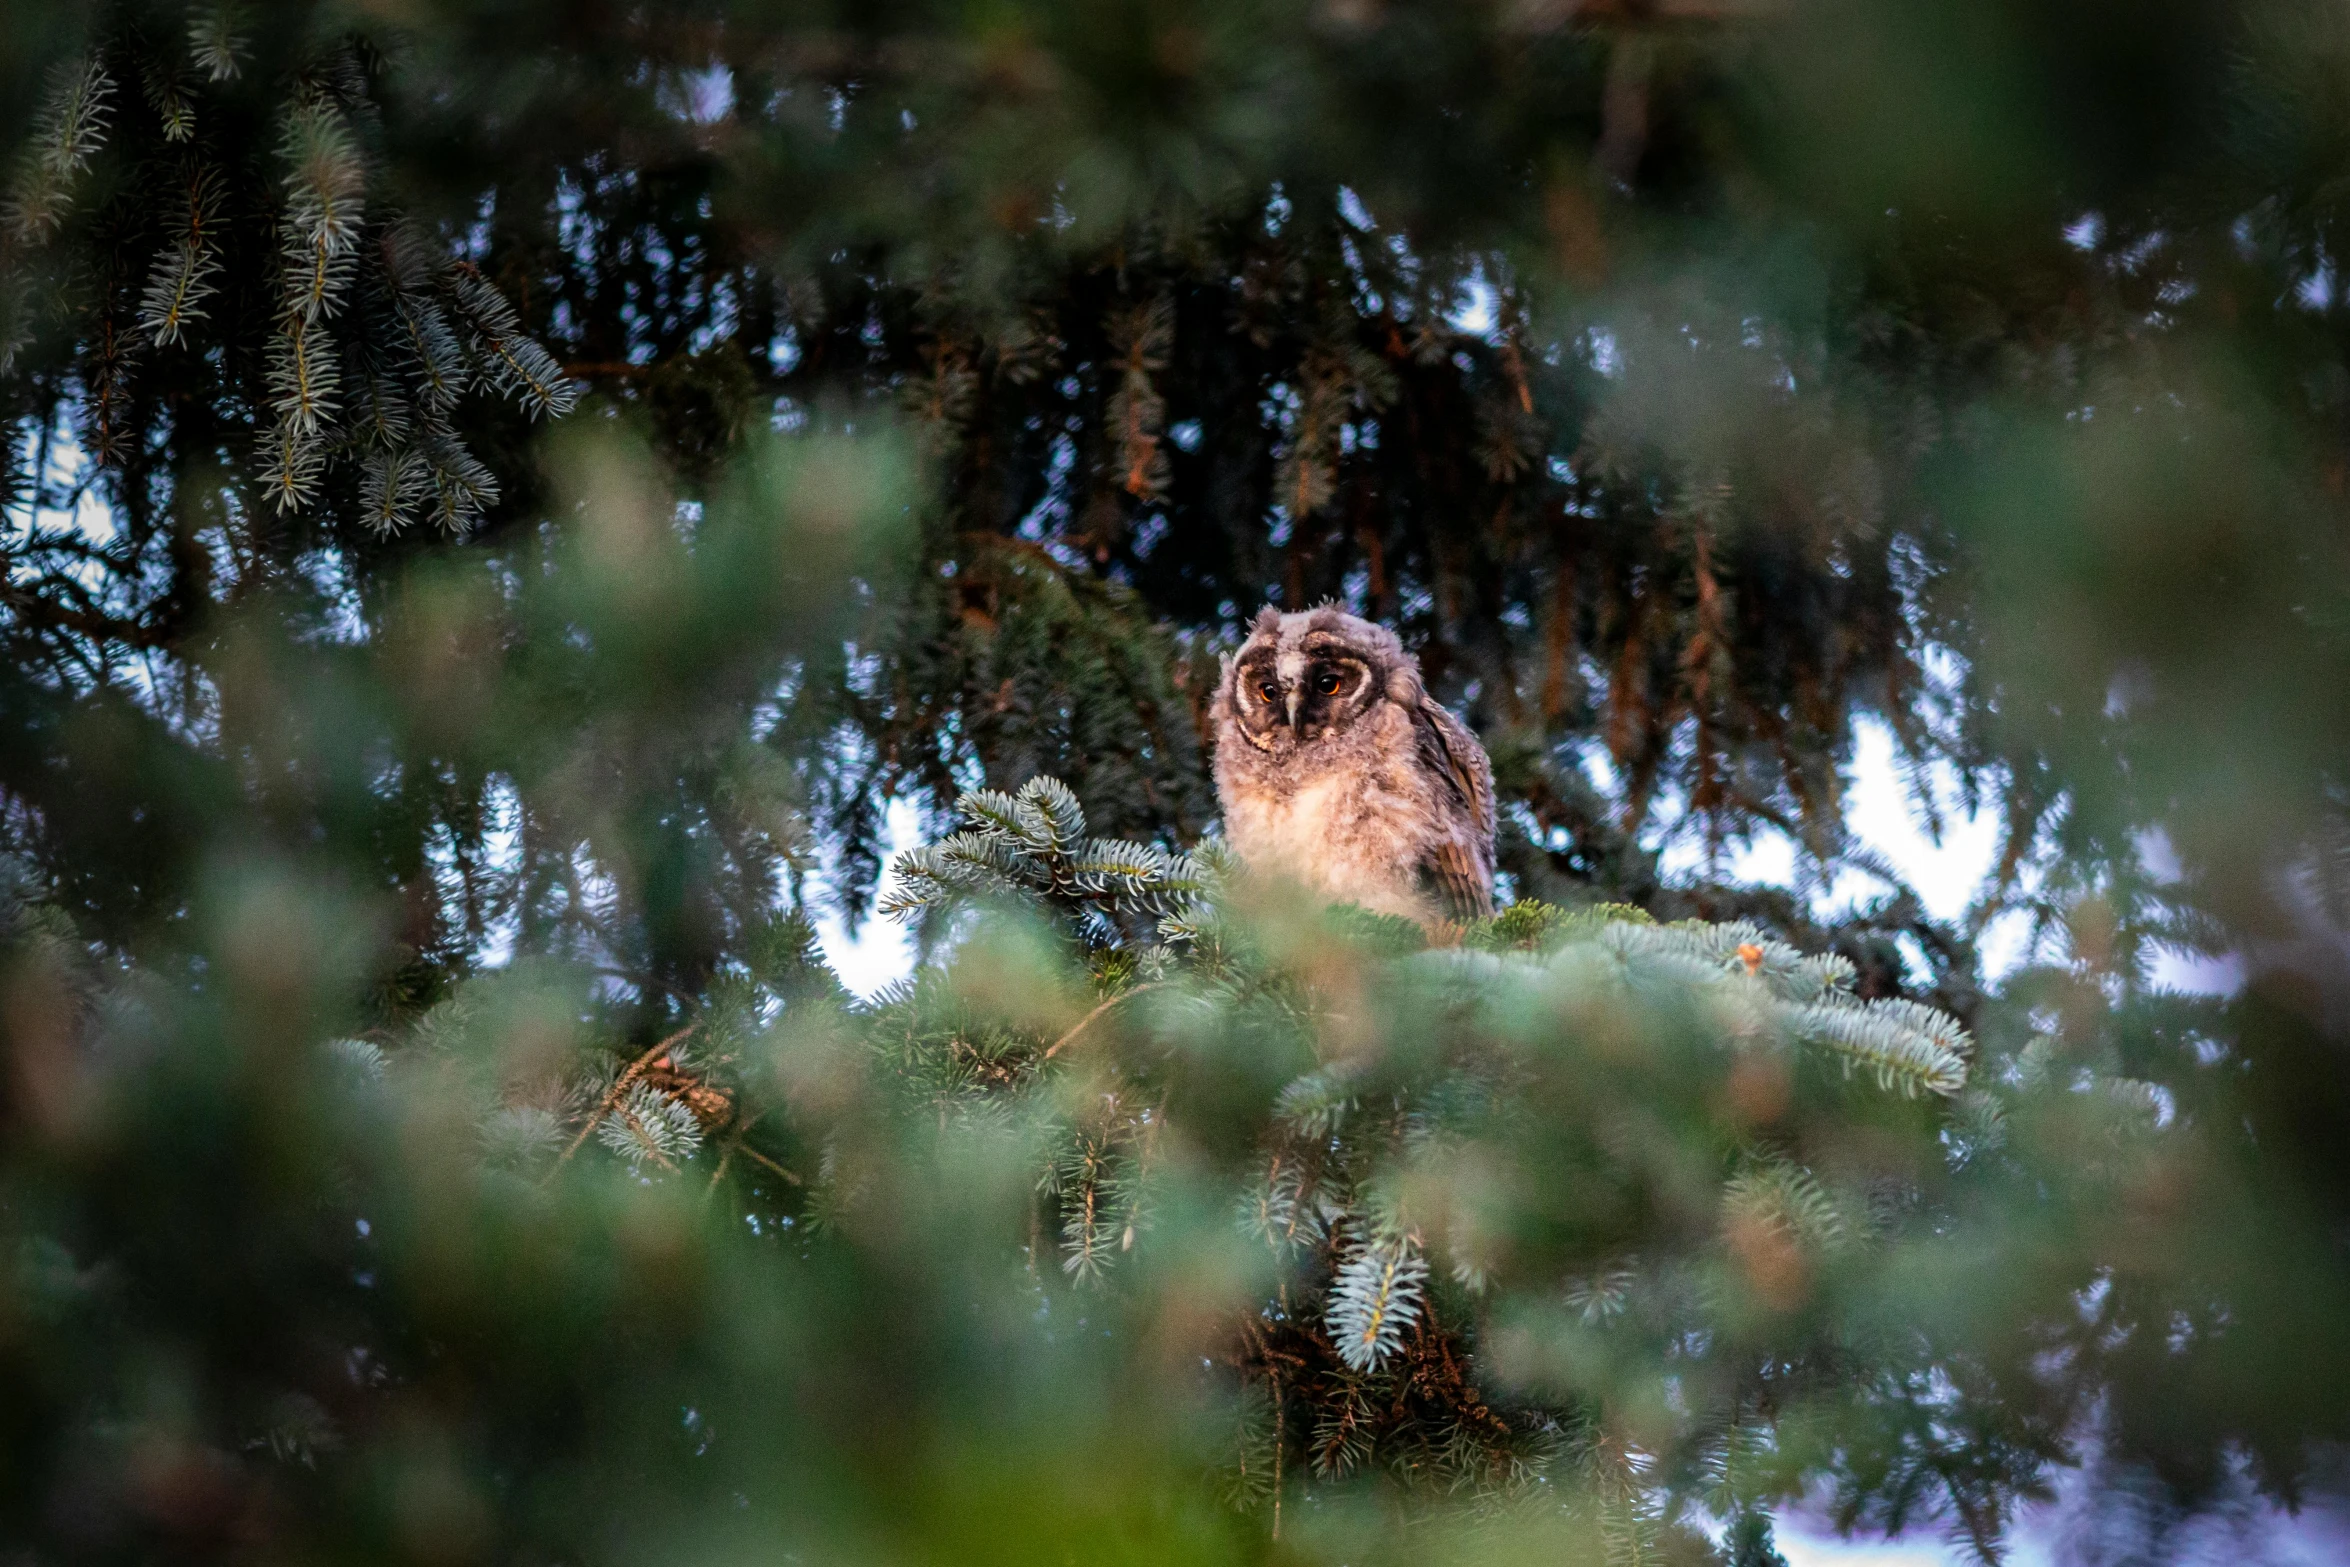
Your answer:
[4,2,2350,1561]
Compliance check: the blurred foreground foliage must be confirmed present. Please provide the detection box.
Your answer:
[14,758,2338,1566]
[5,0,2350,1562]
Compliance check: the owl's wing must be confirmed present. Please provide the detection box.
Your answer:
[1411,699,1497,920]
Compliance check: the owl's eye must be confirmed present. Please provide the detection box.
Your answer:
[1314,671,1342,696]
[1258,681,1280,704]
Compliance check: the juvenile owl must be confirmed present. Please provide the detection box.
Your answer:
[1212,605,1496,924]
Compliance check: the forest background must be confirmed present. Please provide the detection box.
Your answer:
[4,2,2350,1564]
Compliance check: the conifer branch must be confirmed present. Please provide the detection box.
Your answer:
[1105,296,1173,501]
[1328,1233,1428,1372]
[7,56,115,242]
[257,419,327,514]
[140,242,221,347]
[280,104,367,265]
[189,4,248,82]
[268,315,342,436]
[359,448,429,533]
[140,168,226,348]
[553,1025,697,1170]
[140,55,198,143]
[446,265,580,418]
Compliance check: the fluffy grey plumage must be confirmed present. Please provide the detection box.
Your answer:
[1211,605,1496,924]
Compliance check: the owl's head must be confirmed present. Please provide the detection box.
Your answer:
[1218,605,1423,755]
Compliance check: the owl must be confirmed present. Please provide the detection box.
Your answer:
[1212,605,1496,924]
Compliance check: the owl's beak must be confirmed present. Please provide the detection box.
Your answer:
[1284,686,1302,728]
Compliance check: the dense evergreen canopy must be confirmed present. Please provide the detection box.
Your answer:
[3,2,2349,1562]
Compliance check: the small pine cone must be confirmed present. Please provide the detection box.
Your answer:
[645,1067,734,1130]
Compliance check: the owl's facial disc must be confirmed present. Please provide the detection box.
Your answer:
[1230,638,1377,750]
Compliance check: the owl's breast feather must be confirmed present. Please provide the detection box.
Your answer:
[1222,769,1434,922]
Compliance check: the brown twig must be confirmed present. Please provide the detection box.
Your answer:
[1041,983,1162,1061]
[704,1107,769,1198]
[1272,1363,1286,1540]
[553,1024,696,1171]
[735,1142,803,1186]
